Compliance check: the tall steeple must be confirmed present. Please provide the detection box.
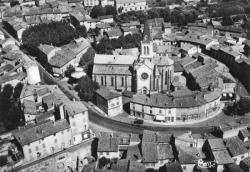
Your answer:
[143,20,152,42]
[140,20,154,62]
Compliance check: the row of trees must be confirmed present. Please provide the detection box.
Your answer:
[94,33,143,54]
[208,0,250,18]
[116,7,197,26]
[22,21,87,52]
[0,83,24,130]
[90,5,117,18]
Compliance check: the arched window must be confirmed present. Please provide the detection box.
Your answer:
[147,46,149,55]
[165,71,168,84]
[111,77,114,86]
[101,76,104,85]
[144,46,146,55]
[121,77,124,86]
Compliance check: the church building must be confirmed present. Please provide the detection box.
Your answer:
[92,21,174,94]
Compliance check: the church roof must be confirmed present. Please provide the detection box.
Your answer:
[94,54,137,65]
[153,56,174,66]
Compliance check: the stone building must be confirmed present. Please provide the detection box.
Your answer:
[92,21,174,94]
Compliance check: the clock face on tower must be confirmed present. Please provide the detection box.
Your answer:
[141,72,149,80]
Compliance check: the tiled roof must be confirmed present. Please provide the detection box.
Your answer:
[112,159,128,172]
[49,49,75,67]
[240,128,250,138]
[177,146,199,164]
[96,88,121,100]
[115,47,139,57]
[105,28,122,38]
[97,133,119,152]
[38,44,57,56]
[129,160,145,172]
[49,38,89,67]
[224,136,248,157]
[93,64,132,75]
[13,119,70,146]
[208,138,225,150]
[212,149,234,165]
[142,142,158,163]
[156,132,172,143]
[130,133,140,143]
[157,143,174,160]
[94,54,137,65]
[142,130,157,143]
[131,92,207,108]
[174,62,184,72]
[121,21,140,27]
[35,110,55,124]
[98,15,113,20]
[64,101,87,116]
[153,55,174,66]
[23,99,37,115]
[42,94,58,109]
[180,56,197,67]
[126,145,142,161]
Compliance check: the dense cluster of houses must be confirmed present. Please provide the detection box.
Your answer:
[0,0,250,171]
[91,124,250,172]
[91,17,239,124]
[0,83,93,172]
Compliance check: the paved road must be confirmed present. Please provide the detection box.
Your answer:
[86,102,214,135]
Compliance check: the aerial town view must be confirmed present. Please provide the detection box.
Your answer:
[1,0,250,171]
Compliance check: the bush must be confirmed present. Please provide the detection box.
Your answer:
[76,76,99,101]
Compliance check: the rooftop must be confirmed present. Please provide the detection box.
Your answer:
[224,136,248,157]
[157,143,174,160]
[212,149,234,165]
[94,54,137,65]
[131,92,208,108]
[97,133,119,152]
[64,101,87,116]
[142,142,158,163]
[13,119,70,146]
[96,88,121,100]
[93,64,132,75]
[208,138,225,150]
[126,145,142,161]
[177,146,200,164]
[23,99,37,115]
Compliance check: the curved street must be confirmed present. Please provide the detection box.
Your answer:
[86,102,215,134]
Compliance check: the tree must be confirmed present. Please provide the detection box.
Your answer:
[98,157,110,169]
[65,65,75,78]
[90,5,106,18]
[22,21,79,55]
[13,82,23,99]
[76,25,87,38]
[105,5,117,16]
[0,84,23,130]
[96,38,113,54]
[76,76,99,101]
[79,47,96,67]
[0,84,13,115]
